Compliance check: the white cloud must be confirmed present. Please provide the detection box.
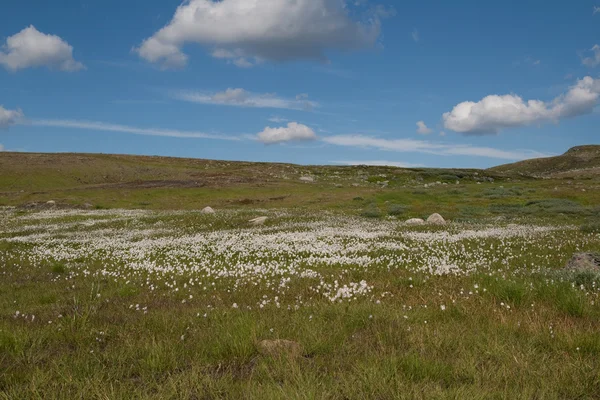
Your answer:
[268,116,289,123]
[135,0,387,69]
[24,119,239,140]
[443,76,600,134]
[0,106,23,128]
[172,88,317,110]
[411,29,419,42]
[513,56,541,67]
[257,122,317,144]
[582,44,600,67]
[0,26,84,72]
[594,6,600,14]
[416,121,432,134]
[322,134,550,160]
[439,131,446,136]
[0,144,4,152]
[334,160,423,168]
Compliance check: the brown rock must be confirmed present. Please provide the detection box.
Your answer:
[565,253,600,273]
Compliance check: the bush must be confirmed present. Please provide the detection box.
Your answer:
[387,204,409,216]
[581,221,600,233]
[439,174,459,182]
[367,176,388,184]
[525,199,585,215]
[361,204,381,218]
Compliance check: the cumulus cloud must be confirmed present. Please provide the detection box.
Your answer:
[416,121,432,134]
[443,76,600,135]
[0,106,24,129]
[257,122,317,144]
[582,45,600,67]
[26,119,238,140]
[322,134,550,160]
[0,26,84,72]
[135,0,388,68]
[172,88,317,110]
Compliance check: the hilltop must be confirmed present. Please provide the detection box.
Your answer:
[489,145,600,178]
[0,149,598,220]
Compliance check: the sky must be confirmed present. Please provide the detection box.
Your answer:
[0,0,599,169]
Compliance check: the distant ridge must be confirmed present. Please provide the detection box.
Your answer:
[489,145,600,178]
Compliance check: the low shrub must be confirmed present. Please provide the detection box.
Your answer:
[387,204,410,216]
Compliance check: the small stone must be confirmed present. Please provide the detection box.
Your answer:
[201,206,215,214]
[46,200,56,206]
[427,213,446,225]
[300,176,315,182]
[257,339,303,358]
[405,218,425,226]
[565,253,600,273]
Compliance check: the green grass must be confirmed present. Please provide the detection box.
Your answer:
[1,151,600,398]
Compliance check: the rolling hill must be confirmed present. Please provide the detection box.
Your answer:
[489,145,600,178]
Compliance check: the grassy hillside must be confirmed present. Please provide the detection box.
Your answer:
[1,150,599,224]
[490,145,600,178]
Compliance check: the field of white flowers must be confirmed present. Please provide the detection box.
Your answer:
[2,208,596,308]
[2,206,600,398]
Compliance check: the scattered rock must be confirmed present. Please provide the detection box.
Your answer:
[565,253,600,273]
[299,176,314,182]
[257,339,303,358]
[427,213,446,225]
[405,218,425,226]
[249,216,268,226]
[201,206,215,214]
[352,183,360,187]
[46,200,56,206]
[83,203,93,209]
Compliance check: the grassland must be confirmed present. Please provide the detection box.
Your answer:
[1,150,600,399]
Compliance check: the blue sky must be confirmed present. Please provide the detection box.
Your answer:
[0,0,599,168]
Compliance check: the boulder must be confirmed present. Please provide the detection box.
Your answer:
[249,216,268,226]
[427,213,446,225]
[46,200,56,207]
[405,218,425,226]
[299,176,314,182]
[565,253,600,273]
[201,206,215,214]
[257,339,303,358]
